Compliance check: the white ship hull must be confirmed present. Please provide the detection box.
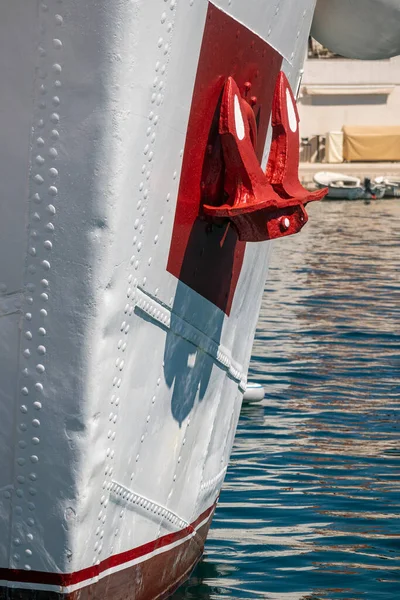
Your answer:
[0,1,321,598]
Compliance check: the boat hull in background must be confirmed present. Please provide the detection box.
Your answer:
[313,0,400,59]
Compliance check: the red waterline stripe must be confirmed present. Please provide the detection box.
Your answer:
[0,503,216,588]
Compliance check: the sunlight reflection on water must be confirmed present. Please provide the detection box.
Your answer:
[172,199,400,600]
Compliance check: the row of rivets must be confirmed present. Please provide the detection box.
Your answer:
[9,1,64,572]
[99,0,178,561]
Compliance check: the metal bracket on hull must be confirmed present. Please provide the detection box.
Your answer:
[134,287,247,391]
[110,481,189,531]
[202,72,328,242]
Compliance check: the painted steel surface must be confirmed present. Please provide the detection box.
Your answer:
[313,0,400,60]
[0,0,316,598]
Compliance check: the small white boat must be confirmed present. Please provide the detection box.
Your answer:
[314,172,385,200]
[314,171,363,199]
[374,176,400,197]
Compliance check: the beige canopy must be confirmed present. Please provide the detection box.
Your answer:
[343,126,400,162]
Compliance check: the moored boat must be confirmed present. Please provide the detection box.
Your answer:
[314,172,386,200]
[375,176,400,197]
[0,2,326,597]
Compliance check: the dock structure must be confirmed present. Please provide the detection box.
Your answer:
[298,42,400,172]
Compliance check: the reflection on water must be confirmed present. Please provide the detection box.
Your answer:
[172,199,400,599]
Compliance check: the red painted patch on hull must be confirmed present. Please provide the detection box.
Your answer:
[167,2,282,314]
[0,507,215,600]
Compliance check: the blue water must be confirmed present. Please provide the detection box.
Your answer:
[172,199,400,600]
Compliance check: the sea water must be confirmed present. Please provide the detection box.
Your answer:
[172,199,400,599]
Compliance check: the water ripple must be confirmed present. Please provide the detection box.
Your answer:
[172,200,400,600]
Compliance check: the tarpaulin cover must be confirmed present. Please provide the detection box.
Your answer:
[343,126,400,162]
[326,131,344,163]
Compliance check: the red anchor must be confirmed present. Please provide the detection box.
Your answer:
[203,72,327,242]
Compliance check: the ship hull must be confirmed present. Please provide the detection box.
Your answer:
[0,0,315,598]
